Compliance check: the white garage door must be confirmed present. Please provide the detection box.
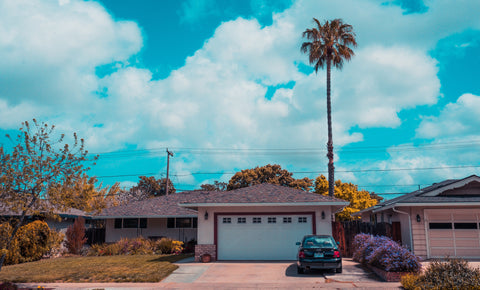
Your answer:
[426,209,480,258]
[217,214,313,260]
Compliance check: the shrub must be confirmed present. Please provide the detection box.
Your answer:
[64,217,87,255]
[352,233,373,263]
[155,238,184,254]
[0,282,18,290]
[400,273,421,290]
[352,233,420,272]
[87,237,184,256]
[1,220,57,265]
[417,258,480,289]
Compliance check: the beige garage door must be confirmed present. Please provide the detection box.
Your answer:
[426,209,480,258]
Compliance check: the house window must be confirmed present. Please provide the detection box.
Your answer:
[454,222,478,229]
[238,217,246,224]
[253,217,262,224]
[176,218,192,228]
[268,217,276,223]
[223,217,232,223]
[429,222,452,229]
[139,218,147,229]
[298,217,307,223]
[167,218,197,229]
[123,218,139,228]
[114,218,122,229]
[283,217,292,223]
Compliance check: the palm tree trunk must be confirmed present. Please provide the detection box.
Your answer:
[326,55,335,197]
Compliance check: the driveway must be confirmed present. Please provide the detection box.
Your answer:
[160,258,402,289]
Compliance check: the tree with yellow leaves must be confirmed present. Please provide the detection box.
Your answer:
[314,175,382,221]
[0,120,117,270]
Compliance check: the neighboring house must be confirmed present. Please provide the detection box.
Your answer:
[356,175,480,260]
[178,183,349,261]
[0,204,87,233]
[95,192,199,243]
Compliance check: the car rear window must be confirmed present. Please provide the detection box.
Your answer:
[303,237,335,248]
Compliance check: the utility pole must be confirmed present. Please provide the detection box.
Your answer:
[166,148,174,195]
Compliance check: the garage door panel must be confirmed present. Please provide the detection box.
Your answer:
[454,231,478,238]
[453,213,477,220]
[217,214,313,260]
[429,239,454,247]
[455,239,480,247]
[428,230,453,239]
[456,248,480,256]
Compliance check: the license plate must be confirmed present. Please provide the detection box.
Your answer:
[314,253,324,258]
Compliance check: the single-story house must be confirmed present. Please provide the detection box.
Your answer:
[95,183,348,261]
[178,183,348,261]
[356,175,480,260]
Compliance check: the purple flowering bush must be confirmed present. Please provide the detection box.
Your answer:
[353,234,420,273]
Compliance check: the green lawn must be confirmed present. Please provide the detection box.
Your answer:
[0,254,191,283]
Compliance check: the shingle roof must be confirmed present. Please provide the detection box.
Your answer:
[356,175,480,215]
[97,183,348,218]
[96,192,200,218]
[179,183,348,205]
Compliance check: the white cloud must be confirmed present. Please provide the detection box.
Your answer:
[416,94,480,139]
[1,0,480,189]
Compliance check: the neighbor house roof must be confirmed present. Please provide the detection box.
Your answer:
[179,183,349,209]
[0,202,87,218]
[356,175,480,215]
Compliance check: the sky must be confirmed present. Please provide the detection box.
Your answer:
[1,0,480,199]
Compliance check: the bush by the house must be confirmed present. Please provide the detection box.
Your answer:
[64,217,87,255]
[88,237,184,256]
[401,258,480,290]
[352,233,420,273]
[0,220,63,265]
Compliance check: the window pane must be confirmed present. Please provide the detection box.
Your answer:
[193,218,198,228]
[429,222,452,229]
[454,222,478,229]
[283,217,292,223]
[223,217,232,223]
[123,218,138,228]
[176,218,192,228]
[139,218,147,228]
[268,217,276,223]
[167,218,175,228]
[253,217,261,223]
[238,217,246,224]
[114,218,122,229]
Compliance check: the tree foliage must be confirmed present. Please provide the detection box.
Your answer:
[227,164,312,191]
[132,176,175,197]
[200,181,228,191]
[0,119,114,270]
[314,175,381,221]
[64,217,87,255]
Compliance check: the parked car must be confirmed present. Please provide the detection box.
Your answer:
[296,234,342,274]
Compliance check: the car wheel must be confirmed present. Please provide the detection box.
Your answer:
[336,266,342,273]
[297,266,304,274]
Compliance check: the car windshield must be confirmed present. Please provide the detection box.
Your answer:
[302,236,335,249]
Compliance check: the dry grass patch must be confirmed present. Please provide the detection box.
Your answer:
[0,254,191,283]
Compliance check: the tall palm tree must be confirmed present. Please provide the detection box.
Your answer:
[301,18,357,197]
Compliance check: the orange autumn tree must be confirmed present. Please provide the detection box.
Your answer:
[315,175,381,221]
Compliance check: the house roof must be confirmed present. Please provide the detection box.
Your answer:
[95,192,200,218]
[96,183,349,218]
[0,202,88,218]
[356,175,480,215]
[179,183,349,208]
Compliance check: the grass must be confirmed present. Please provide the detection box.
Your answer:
[0,254,192,283]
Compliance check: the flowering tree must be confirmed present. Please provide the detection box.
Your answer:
[0,120,115,270]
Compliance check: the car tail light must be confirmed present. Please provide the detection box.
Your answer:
[298,250,305,259]
[333,250,340,258]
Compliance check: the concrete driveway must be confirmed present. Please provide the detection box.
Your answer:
[160,258,402,289]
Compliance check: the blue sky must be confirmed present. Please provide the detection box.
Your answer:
[1,0,480,199]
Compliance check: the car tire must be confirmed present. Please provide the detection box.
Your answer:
[336,266,342,273]
[297,266,304,274]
